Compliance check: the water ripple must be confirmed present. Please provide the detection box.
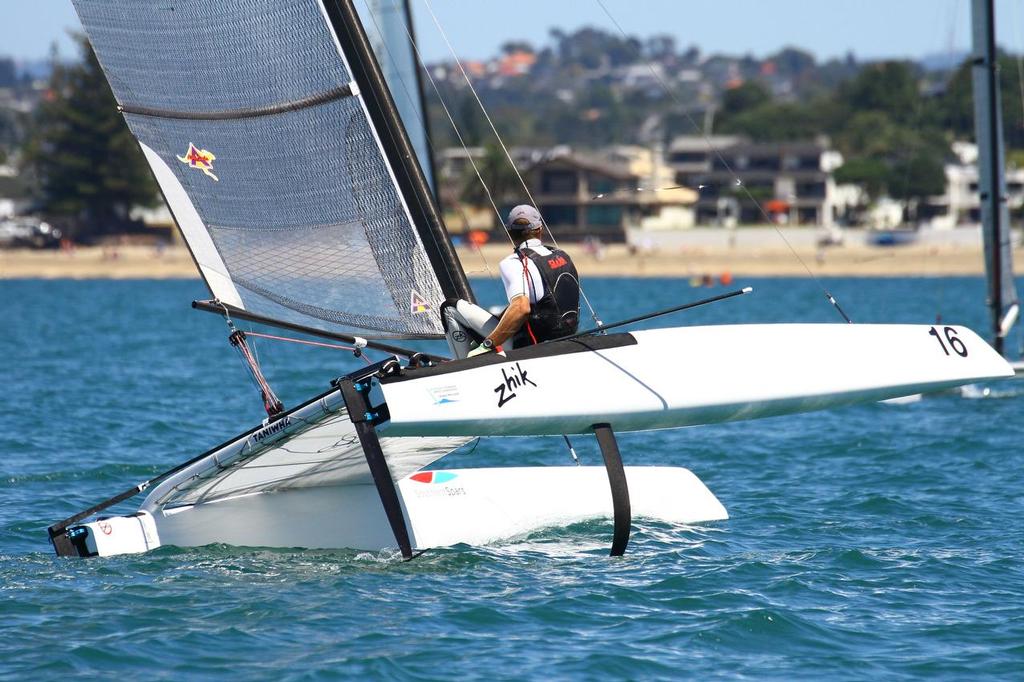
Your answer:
[2,278,1023,678]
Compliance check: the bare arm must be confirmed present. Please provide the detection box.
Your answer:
[486,295,531,348]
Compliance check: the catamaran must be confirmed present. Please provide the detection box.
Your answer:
[49,0,1015,560]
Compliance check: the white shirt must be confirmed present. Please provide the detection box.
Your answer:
[498,239,553,303]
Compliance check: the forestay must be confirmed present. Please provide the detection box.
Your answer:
[72,0,469,339]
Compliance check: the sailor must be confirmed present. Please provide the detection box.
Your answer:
[441,205,580,358]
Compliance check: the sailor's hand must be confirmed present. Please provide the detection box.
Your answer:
[466,344,494,358]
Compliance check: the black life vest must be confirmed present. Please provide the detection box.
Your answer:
[512,245,580,347]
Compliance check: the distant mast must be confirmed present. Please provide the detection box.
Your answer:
[365,0,437,196]
[971,0,1020,355]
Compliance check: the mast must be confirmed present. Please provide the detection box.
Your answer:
[324,0,474,303]
[971,0,1019,355]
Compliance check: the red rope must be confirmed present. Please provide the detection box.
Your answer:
[520,250,538,345]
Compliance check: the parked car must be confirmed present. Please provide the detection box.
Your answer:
[0,216,62,248]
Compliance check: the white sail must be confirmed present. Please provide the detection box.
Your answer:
[72,0,469,339]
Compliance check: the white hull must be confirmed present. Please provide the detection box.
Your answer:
[382,324,1015,436]
[55,322,1011,558]
[77,466,726,557]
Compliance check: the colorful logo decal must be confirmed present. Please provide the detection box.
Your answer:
[410,290,430,315]
[428,385,460,405]
[410,471,458,484]
[177,143,219,181]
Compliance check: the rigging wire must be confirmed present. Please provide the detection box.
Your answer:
[231,329,285,417]
[242,331,375,364]
[359,0,499,281]
[418,0,605,328]
[592,0,853,324]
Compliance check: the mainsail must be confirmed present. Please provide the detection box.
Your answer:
[971,0,1020,353]
[72,0,471,339]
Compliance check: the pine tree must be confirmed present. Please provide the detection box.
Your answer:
[22,37,157,239]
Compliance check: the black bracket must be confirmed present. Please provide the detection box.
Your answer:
[335,360,414,560]
[593,423,631,556]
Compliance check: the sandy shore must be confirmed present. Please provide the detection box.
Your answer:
[463,243,1010,278]
[0,242,1014,279]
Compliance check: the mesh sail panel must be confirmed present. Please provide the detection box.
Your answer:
[155,408,471,509]
[73,0,448,337]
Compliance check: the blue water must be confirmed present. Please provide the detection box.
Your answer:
[2,276,1023,679]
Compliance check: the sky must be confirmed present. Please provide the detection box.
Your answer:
[3,0,1024,65]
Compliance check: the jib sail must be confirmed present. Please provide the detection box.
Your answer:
[71,0,471,339]
[365,0,437,194]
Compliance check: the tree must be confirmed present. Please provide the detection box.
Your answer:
[718,101,821,141]
[889,151,946,200]
[500,41,534,56]
[834,156,890,197]
[836,61,922,125]
[834,110,904,157]
[552,27,639,70]
[644,35,676,61]
[940,53,1024,150]
[768,47,816,78]
[836,139,946,203]
[21,36,157,238]
[721,81,771,118]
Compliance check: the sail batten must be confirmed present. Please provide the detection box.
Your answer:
[72,0,470,339]
[119,84,357,121]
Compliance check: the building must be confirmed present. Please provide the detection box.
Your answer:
[919,141,1024,230]
[520,148,697,241]
[667,136,855,227]
[667,135,742,182]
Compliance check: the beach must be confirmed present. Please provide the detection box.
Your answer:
[0,241,1014,279]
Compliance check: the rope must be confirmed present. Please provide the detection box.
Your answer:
[593,0,853,324]
[229,329,284,417]
[214,299,284,416]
